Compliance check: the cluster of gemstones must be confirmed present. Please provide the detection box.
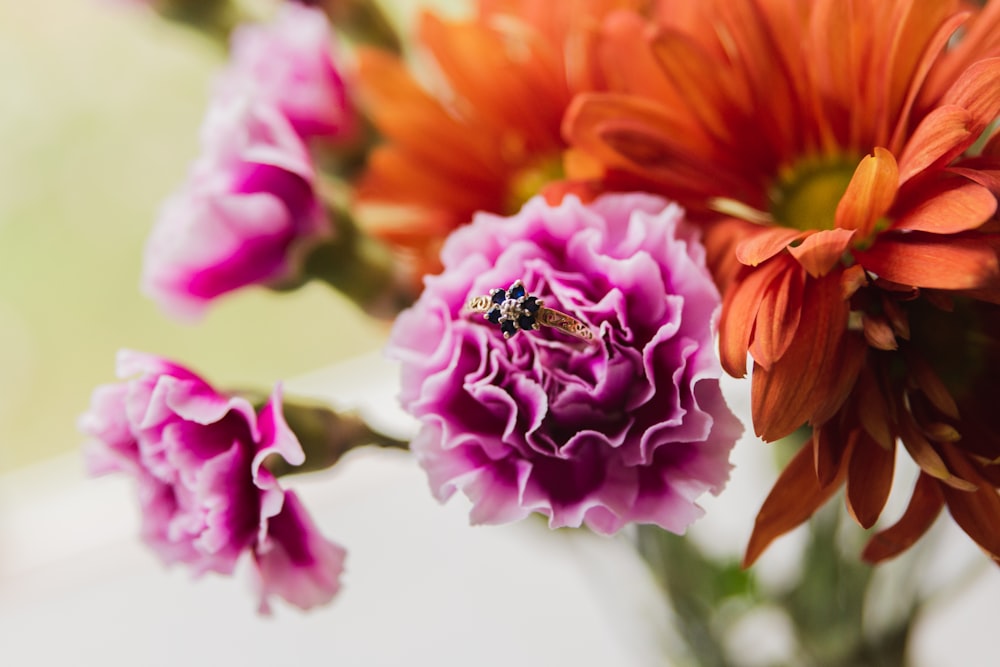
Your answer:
[485,280,542,338]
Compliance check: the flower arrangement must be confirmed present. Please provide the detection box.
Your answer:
[81,0,1000,663]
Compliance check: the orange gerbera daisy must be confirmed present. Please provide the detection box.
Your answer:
[562,0,1000,562]
[354,0,649,282]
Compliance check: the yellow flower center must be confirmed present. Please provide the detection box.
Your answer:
[770,156,858,232]
[506,157,564,214]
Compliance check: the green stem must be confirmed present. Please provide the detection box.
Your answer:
[301,204,416,319]
[313,0,402,53]
[636,525,755,667]
[232,390,409,477]
[270,399,409,477]
[157,0,239,46]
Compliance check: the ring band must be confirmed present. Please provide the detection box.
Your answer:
[464,280,596,342]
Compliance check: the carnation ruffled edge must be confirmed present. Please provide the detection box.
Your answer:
[390,193,744,536]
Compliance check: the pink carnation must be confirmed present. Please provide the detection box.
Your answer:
[387,194,743,535]
[79,350,345,613]
[142,99,329,319]
[217,3,356,141]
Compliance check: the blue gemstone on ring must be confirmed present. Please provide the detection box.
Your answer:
[484,280,543,339]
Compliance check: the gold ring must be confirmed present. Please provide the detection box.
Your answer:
[464,280,596,342]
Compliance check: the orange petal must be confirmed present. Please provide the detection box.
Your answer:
[540,178,603,206]
[899,58,1000,184]
[596,11,676,101]
[893,178,997,233]
[715,0,803,150]
[857,234,1000,290]
[887,10,971,153]
[940,443,1000,562]
[847,431,896,528]
[563,94,754,198]
[856,366,896,450]
[862,314,899,351]
[743,438,848,567]
[360,148,500,213]
[748,262,805,369]
[948,166,1000,198]
[419,13,564,149]
[862,473,944,563]
[561,147,606,181]
[941,57,1000,139]
[834,148,899,236]
[907,353,960,420]
[787,228,856,277]
[923,422,962,443]
[704,216,758,292]
[808,0,858,133]
[735,228,804,267]
[841,264,869,299]
[649,29,740,142]
[357,49,499,176]
[719,259,788,378]
[811,332,868,427]
[814,422,849,487]
[897,105,974,185]
[564,94,695,171]
[898,417,977,491]
[880,292,911,339]
[751,270,855,440]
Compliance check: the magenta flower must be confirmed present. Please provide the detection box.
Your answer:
[217,3,356,142]
[388,194,743,535]
[142,99,329,319]
[79,350,345,613]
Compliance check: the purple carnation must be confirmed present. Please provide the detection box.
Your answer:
[142,99,329,319]
[387,194,743,535]
[217,3,356,142]
[79,350,345,613]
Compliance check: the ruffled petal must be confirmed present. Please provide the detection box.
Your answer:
[388,194,739,537]
[253,491,346,614]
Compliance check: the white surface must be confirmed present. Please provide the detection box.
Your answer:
[0,449,671,667]
[1,353,998,666]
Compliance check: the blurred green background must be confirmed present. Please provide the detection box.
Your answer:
[0,1,397,472]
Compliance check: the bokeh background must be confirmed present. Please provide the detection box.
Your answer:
[0,0,408,473]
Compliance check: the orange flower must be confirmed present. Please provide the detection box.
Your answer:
[354,0,647,282]
[562,0,1000,562]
